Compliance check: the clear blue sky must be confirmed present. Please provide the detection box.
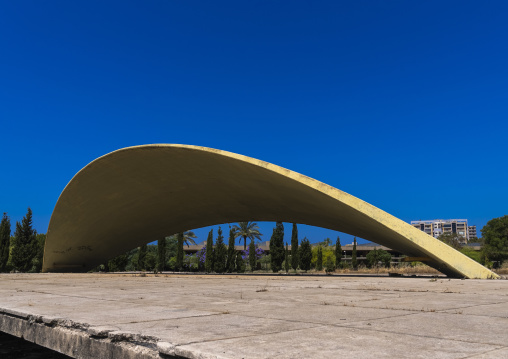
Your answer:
[1,1,507,245]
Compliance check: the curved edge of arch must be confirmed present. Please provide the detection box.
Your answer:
[43,144,499,279]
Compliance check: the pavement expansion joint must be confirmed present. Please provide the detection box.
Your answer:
[237,308,419,327]
[19,289,180,307]
[336,321,505,347]
[174,324,327,347]
[435,300,508,313]
[462,346,508,358]
[334,303,437,313]
[114,312,226,325]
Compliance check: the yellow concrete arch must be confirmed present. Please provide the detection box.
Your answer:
[42,144,497,278]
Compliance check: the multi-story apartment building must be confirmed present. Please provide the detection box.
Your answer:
[468,225,477,240]
[410,219,471,242]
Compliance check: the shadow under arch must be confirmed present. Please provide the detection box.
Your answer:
[42,144,497,279]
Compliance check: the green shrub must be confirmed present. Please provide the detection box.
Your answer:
[325,256,335,273]
[460,247,482,263]
[167,256,177,271]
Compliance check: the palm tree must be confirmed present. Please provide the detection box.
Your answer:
[232,222,262,250]
[183,230,197,247]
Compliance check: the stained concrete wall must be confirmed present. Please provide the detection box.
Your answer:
[42,144,497,278]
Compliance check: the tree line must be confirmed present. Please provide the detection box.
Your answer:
[104,222,381,273]
[102,216,508,272]
[0,208,45,273]
[2,211,507,273]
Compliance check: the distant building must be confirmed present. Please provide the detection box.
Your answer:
[410,219,471,242]
[468,225,477,240]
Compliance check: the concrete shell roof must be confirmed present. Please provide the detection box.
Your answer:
[42,144,497,278]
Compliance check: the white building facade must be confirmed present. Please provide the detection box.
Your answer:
[410,219,472,242]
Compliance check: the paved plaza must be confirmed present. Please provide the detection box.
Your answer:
[1,273,507,358]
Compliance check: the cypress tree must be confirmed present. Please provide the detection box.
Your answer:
[276,222,285,269]
[214,227,227,273]
[10,208,37,272]
[205,229,214,273]
[299,238,312,272]
[284,242,289,273]
[335,235,342,269]
[226,227,236,273]
[157,237,167,272]
[138,243,147,271]
[248,238,256,272]
[269,228,275,270]
[236,250,245,273]
[352,237,358,270]
[291,223,298,271]
[30,233,45,273]
[316,246,323,271]
[176,232,184,271]
[0,213,11,272]
[270,222,285,272]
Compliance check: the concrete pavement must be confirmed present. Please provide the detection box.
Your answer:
[1,273,507,358]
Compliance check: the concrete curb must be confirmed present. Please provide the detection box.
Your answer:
[0,309,169,358]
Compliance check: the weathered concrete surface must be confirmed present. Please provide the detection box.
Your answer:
[43,144,497,279]
[1,273,507,358]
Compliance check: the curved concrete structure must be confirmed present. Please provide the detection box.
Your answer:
[42,145,497,278]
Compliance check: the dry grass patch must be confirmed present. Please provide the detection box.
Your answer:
[328,266,441,276]
[495,268,508,275]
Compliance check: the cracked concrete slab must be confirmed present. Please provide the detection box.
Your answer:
[114,313,319,346]
[441,302,508,318]
[1,273,507,358]
[335,291,501,312]
[238,303,412,325]
[2,297,215,327]
[466,347,508,358]
[346,311,508,346]
[175,325,502,359]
